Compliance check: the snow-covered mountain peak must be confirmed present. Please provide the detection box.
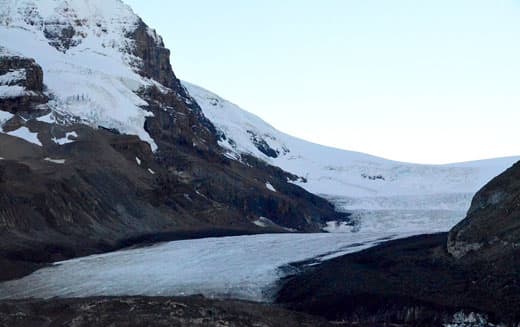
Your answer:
[0,0,149,52]
[0,0,174,149]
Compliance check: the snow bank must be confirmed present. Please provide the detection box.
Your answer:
[5,126,41,146]
[44,157,66,164]
[265,182,276,192]
[52,131,77,145]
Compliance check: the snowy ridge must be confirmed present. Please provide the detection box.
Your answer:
[185,82,519,214]
[0,0,164,149]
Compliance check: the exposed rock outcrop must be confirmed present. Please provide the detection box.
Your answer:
[0,53,48,114]
[448,161,520,258]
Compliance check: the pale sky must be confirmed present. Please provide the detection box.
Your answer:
[125,0,520,164]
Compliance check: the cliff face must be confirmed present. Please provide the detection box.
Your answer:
[0,53,48,114]
[130,18,219,151]
[0,0,347,278]
[448,161,520,259]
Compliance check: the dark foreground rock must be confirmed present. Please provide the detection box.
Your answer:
[277,233,520,326]
[448,161,520,259]
[0,296,332,327]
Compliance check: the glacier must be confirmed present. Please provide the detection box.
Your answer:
[0,231,428,302]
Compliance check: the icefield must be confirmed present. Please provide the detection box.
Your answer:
[0,231,430,302]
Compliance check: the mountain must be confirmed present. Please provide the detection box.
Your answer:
[1,0,519,325]
[0,0,345,278]
[1,0,517,273]
[185,82,519,229]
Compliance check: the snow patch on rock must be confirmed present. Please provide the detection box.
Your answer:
[4,126,41,146]
[52,131,77,145]
[265,182,276,192]
[0,69,26,85]
[44,157,65,164]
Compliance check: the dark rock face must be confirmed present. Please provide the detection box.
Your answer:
[130,18,219,153]
[277,161,520,326]
[140,85,217,153]
[131,20,183,92]
[247,130,280,158]
[448,161,520,258]
[0,296,332,327]
[0,56,44,92]
[43,22,79,51]
[0,55,48,113]
[277,233,520,325]
[0,120,344,281]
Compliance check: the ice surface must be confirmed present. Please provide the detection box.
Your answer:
[4,126,41,146]
[324,209,464,234]
[0,232,426,302]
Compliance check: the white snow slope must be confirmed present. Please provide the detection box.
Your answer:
[185,82,519,225]
[0,0,165,149]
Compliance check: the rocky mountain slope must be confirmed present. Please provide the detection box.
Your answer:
[0,296,332,327]
[0,0,345,279]
[277,162,520,326]
[448,161,520,259]
[186,82,519,213]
